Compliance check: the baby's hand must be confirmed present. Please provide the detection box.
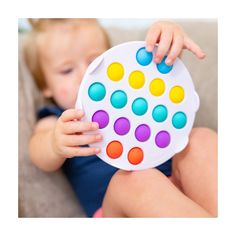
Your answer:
[145,21,206,65]
[51,109,102,158]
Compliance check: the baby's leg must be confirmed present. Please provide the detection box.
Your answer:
[102,168,212,217]
[171,127,217,216]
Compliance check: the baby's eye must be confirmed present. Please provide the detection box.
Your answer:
[60,68,74,75]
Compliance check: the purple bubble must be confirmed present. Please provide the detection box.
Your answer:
[155,131,171,148]
[92,110,109,129]
[114,117,130,135]
[135,124,151,142]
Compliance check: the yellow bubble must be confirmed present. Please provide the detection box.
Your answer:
[169,86,185,103]
[149,78,165,96]
[107,62,124,81]
[128,71,145,89]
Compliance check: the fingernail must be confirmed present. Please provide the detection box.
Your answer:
[95,134,102,140]
[165,58,172,65]
[77,109,84,115]
[92,122,99,129]
[95,148,101,153]
[154,57,161,63]
[146,45,153,52]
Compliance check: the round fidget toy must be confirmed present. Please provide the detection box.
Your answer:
[75,41,199,170]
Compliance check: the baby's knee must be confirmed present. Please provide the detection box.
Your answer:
[104,169,164,202]
[102,168,165,216]
[110,169,163,190]
[173,127,217,168]
[190,127,217,148]
[187,128,217,159]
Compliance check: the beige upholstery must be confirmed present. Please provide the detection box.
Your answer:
[18,21,217,217]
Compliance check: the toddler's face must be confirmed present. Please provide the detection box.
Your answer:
[38,23,108,109]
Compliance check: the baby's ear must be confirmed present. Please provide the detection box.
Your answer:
[42,87,53,98]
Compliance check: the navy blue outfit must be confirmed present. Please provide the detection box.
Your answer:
[38,106,172,217]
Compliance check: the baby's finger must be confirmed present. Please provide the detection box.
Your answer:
[63,134,103,146]
[62,121,99,134]
[154,30,173,63]
[64,146,101,158]
[165,35,184,65]
[60,109,84,123]
[183,36,206,59]
[145,24,161,52]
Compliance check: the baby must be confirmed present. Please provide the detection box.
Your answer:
[25,19,217,217]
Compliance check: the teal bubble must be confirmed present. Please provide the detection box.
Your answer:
[88,82,106,101]
[152,105,168,122]
[136,47,153,66]
[156,56,173,74]
[132,98,148,116]
[172,112,187,129]
[110,90,127,109]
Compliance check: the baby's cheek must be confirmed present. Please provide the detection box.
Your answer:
[59,87,68,97]
[58,86,77,107]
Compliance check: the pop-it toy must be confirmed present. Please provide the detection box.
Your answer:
[76,41,199,170]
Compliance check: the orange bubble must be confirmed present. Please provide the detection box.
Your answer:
[128,147,144,165]
[106,141,123,159]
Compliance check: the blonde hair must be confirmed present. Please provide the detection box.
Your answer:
[24,19,111,91]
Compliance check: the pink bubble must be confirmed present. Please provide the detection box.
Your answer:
[135,124,151,142]
[92,110,109,129]
[114,117,130,135]
[155,131,171,148]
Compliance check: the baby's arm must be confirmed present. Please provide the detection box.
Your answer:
[145,21,206,65]
[29,109,102,172]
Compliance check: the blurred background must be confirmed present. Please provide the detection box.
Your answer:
[19,18,157,31]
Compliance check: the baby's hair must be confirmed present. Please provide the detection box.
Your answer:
[23,18,111,91]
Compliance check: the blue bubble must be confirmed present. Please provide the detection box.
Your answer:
[110,90,127,109]
[172,112,187,129]
[136,47,153,66]
[152,105,168,122]
[88,82,106,101]
[132,98,148,116]
[156,56,173,74]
